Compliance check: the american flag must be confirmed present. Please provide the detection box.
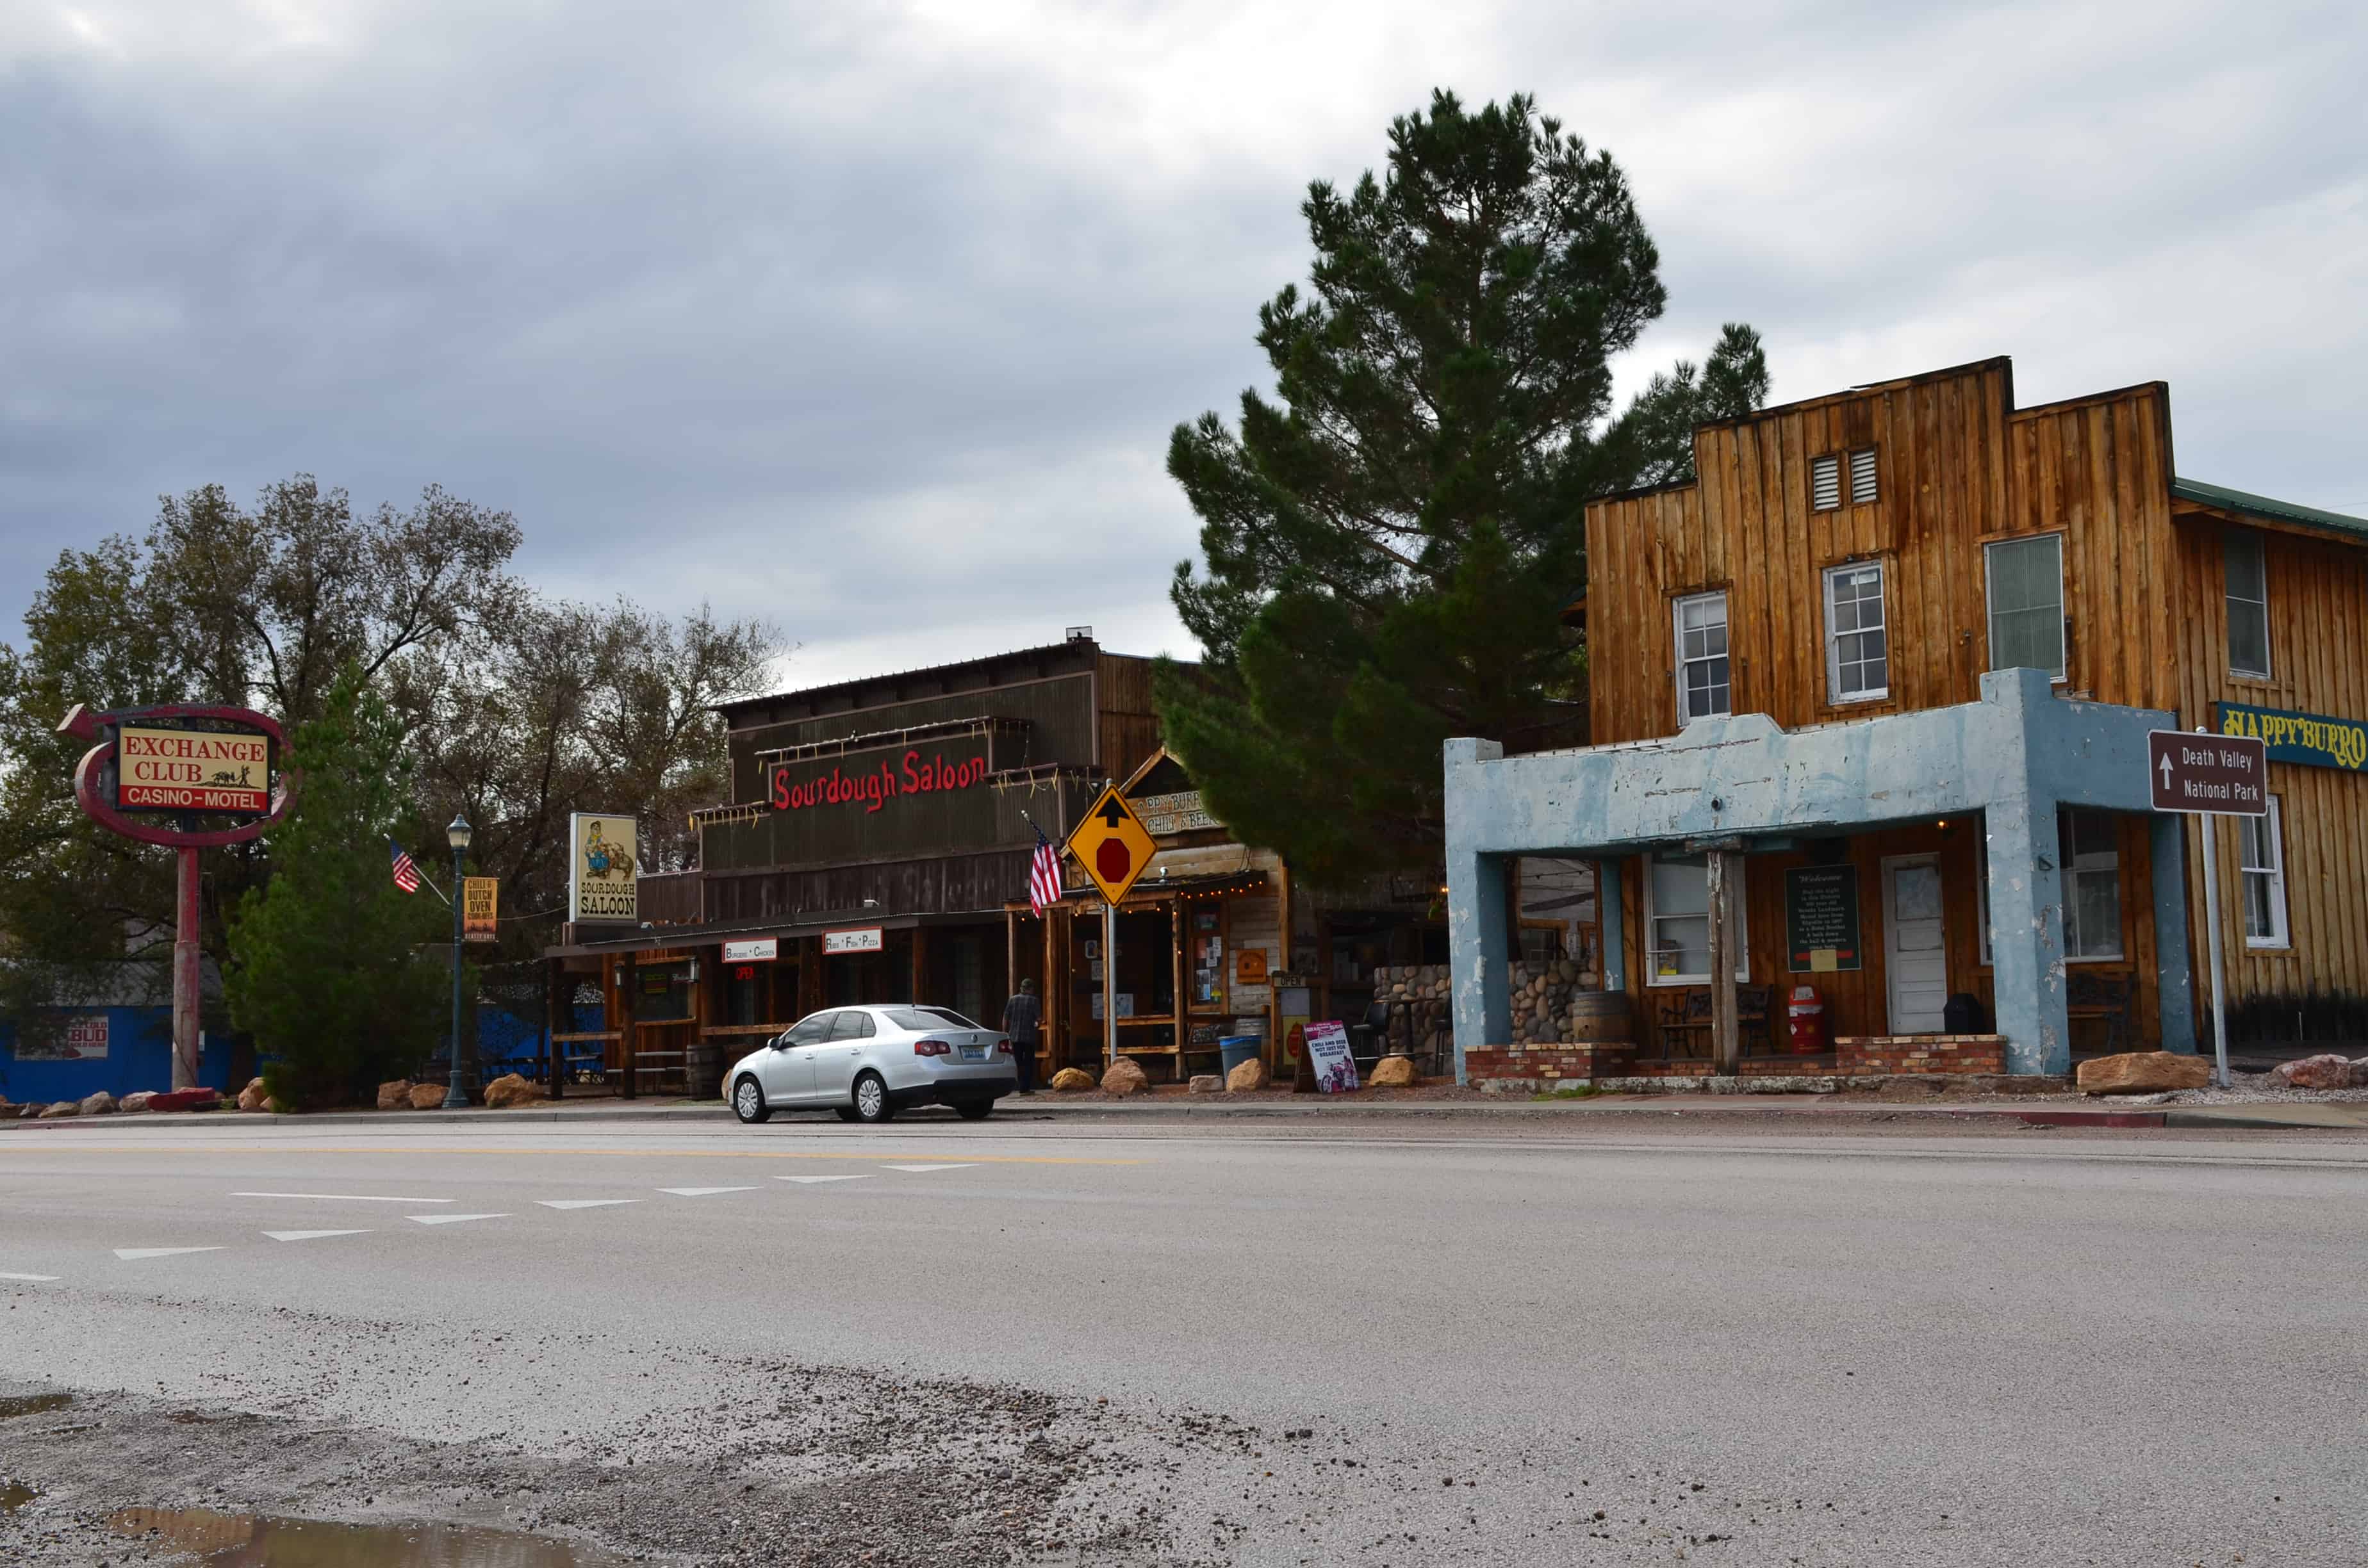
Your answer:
[1027,825,1062,917]
[388,839,422,894]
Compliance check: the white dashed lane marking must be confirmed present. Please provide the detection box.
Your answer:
[775,1175,871,1184]
[882,1164,979,1173]
[536,1199,639,1211]
[655,1186,760,1197]
[407,1213,509,1226]
[231,1192,453,1204]
[113,1247,224,1261]
[262,1229,372,1243]
[0,1272,60,1282]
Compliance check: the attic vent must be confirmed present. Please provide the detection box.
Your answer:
[1849,446,1879,505]
[1811,454,1842,511]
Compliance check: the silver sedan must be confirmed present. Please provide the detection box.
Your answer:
[727,1004,1016,1124]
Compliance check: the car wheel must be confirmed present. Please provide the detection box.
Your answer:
[731,1076,771,1125]
[953,1099,992,1121]
[851,1072,894,1123]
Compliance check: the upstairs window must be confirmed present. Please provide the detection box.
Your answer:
[1811,454,1843,510]
[2225,528,2271,678]
[1824,562,1888,702]
[1985,534,2066,680]
[1673,591,1731,727]
[1848,446,1879,504]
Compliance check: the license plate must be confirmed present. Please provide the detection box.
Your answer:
[958,1045,988,1061]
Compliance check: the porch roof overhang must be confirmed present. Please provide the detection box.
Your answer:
[541,906,1002,961]
[1445,667,2173,861]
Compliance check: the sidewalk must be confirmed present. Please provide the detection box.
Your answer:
[9,1088,2363,1132]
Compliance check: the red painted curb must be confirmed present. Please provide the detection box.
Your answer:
[2011,1109,2167,1129]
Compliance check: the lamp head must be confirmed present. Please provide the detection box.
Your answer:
[447,813,473,852]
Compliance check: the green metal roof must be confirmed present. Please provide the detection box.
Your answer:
[2173,477,2368,544]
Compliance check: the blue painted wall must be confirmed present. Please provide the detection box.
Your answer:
[1,1008,238,1104]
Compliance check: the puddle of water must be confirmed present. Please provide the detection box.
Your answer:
[1,1480,35,1514]
[0,1392,73,1419]
[106,1505,626,1566]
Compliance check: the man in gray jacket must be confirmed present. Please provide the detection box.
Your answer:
[1001,979,1042,1094]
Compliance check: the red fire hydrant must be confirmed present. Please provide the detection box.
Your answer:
[1788,985,1827,1054]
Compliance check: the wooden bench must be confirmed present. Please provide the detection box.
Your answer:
[1655,985,1775,1061]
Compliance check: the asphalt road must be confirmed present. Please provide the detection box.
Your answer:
[3,1115,2363,1566]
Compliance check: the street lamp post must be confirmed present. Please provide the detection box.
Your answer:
[443,813,473,1109]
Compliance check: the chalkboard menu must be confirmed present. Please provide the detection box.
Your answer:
[1786,865,1862,972]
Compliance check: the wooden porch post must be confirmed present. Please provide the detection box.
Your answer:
[1707,847,1741,1074]
[617,952,639,1100]
[1044,907,1063,1072]
[1171,892,1186,1081]
[546,956,569,1100]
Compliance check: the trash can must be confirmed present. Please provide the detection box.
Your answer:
[1218,1036,1261,1075]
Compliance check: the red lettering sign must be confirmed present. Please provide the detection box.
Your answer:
[769,750,989,815]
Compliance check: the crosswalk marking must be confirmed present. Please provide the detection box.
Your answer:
[535,1199,639,1211]
[775,1175,871,1184]
[0,1271,60,1282]
[655,1186,760,1197]
[407,1213,509,1226]
[113,1247,225,1261]
[263,1229,372,1243]
[231,1191,452,1204]
[882,1163,979,1173]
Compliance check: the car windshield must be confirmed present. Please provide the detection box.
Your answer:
[882,1007,982,1031]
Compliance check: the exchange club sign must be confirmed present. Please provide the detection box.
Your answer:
[117,724,270,813]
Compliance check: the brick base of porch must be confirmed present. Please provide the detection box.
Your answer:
[1463,1034,2007,1090]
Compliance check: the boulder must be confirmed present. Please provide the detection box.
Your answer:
[2076,1052,2212,1095]
[1048,1067,1096,1093]
[375,1079,415,1111]
[151,1088,220,1113]
[40,1100,81,1118]
[483,1072,546,1109]
[236,1077,269,1113]
[409,1082,450,1110]
[1224,1057,1269,1093]
[2356,1057,2368,1088]
[1187,1074,1224,1095]
[79,1091,118,1116]
[2268,1053,2356,1091]
[119,1091,158,1114]
[1367,1055,1418,1088]
[1099,1059,1151,1097]
[19,1102,44,1119]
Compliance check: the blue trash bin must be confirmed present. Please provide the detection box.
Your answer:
[1218,1036,1261,1075]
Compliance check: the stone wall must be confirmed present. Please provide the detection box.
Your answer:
[1376,960,1598,1048]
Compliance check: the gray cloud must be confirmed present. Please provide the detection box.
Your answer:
[3,2,2360,692]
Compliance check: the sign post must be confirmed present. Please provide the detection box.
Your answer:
[1064,783,1158,1073]
[2146,728,2269,1088]
[58,703,290,1092]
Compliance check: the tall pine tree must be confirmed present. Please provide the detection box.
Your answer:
[1158,91,1767,886]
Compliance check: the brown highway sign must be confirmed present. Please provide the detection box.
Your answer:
[2148,730,2267,815]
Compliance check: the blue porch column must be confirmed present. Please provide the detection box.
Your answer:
[1444,738,1511,1085]
[1984,794,2072,1075]
[2150,813,2198,1054]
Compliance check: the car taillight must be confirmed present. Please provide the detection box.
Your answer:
[994,1038,1012,1054]
[913,1039,951,1057]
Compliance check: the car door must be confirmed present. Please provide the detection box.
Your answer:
[763,1014,833,1102]
[817,1008,876,1102]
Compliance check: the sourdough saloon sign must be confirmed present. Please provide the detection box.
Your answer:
[769,747,991,815]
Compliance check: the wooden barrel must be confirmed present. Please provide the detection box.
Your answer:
[1567,990,1633,1043]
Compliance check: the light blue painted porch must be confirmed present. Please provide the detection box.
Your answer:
[1443,668,2196,1077]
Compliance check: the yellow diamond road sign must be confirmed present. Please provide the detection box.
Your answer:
[1066,783,1157,906]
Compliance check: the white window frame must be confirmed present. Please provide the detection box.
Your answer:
[1823,561,1889,703]
[2224,528,2272,680]
[2241,795,2289,949]
[2058,806,2124,963]
[1672,591,1731,729]
[1643,851,1749,988]
[1984,533,2068,682]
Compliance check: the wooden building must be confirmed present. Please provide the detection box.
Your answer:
[1447,355,2368,1081]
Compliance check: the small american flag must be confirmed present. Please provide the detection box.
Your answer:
[1027,826,1062,917]
[388,839,422,894]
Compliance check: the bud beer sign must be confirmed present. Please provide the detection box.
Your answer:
[117,724,271,813]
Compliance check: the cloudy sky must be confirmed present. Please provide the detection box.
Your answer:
[4,1,2361,692]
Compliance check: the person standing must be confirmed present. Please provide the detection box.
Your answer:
[1002,979,1042,1094]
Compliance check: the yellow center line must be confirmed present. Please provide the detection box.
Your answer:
[0,1145,1143,1166]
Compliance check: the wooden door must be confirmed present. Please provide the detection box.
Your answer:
[1882,854,1948,1034]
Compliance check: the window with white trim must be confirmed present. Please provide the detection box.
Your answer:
[1848,446,1878,505]
[2241,795,2289,948]
[1824,562,1888,702]
[1811,454,1842,510]
[2224,528,2271,679]
[1645,852,1748,986]
[1985,534,2066,679]
[1673,591,1731,727]
[2059,807,2123,961]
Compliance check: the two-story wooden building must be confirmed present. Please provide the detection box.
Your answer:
[1443,356,2368,1082]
